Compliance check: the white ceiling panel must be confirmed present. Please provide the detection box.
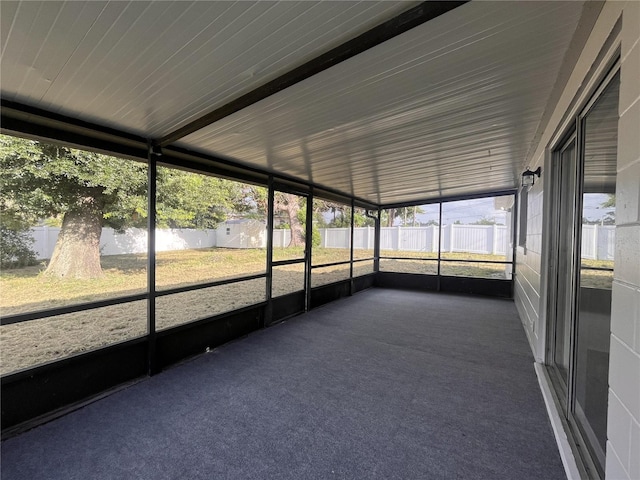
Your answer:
[1,1,416,138]
[177,1,585,204]
[1,1,588,206]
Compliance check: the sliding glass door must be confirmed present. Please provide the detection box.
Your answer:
[547,70,619,478]
[551,135,577,387]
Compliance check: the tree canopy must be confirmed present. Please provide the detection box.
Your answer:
[0,135,258,278]
[0,134,377,277]
[0,135,148,232]
[381,206,425,227]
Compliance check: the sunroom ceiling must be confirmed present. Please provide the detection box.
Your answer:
[1,1,414,138]
[1,1,586,206]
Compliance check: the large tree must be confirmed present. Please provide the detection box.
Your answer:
[155,167,243,229]
[0,135,245,279]
[248,188,306,247]
[382,206,424,227]
[274,193,305,247]
[1,136,148,278]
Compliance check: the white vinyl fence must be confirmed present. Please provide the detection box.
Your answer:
[439,224,508,255]
[31,225,296,259]
[30,227,217,260]
[272,229,292,248]
[322,225,509,255]
[321,225,615,260]
[580,224,615,261]
[28,223,616,261]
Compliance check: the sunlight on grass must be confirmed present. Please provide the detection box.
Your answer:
[0,247,358,373]
[440,261,509,279]
[0,246,613,375]
[380,258,438,275]
[0,247,354,316]
[2,247,612,317]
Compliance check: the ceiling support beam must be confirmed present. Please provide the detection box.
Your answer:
[1,99,149,160]
[0,99,379,209]
[156,0,468,147]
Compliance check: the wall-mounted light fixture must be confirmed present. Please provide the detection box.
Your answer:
[522,166,541,188]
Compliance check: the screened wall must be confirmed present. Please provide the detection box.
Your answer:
[0,134,383,380]
[0,132,516,431]
[378,194,516,288]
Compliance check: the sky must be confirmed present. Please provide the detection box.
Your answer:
[410,197,509,226]
[406,193,613,226]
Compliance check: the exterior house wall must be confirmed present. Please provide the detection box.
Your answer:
[607,3,640,478]
[513,2,640,478]
[515,182,545,358]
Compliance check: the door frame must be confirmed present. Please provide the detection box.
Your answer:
[544,61,620,479]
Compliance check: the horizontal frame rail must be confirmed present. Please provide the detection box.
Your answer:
[0,293,148,326]
[155,273,267,297]
[438,258,512,265]
[380,256,438,262]
[1,272,269,326]
[380,256,511,265]
[311,260,353,269]
[272,258,306,267]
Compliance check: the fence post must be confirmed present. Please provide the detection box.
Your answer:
[43,226,49,259]
[397,226,402,250]
[594,224,599,260]
[491,224,497,255]
[432,226,437,253]
[449,224,455,252]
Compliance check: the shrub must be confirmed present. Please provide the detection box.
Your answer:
[310,226,321,248]
[0,226,38,269]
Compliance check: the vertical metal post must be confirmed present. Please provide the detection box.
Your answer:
[147,144,159,375]
[511,193,518,298]
[374,208,381,273]
[437,202,443,291]
[568,114,586,416]
[349,199,355,295]
[264,178,274,327]
[304,188,314,311]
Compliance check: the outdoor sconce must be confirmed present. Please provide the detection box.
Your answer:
[521,166,541,188]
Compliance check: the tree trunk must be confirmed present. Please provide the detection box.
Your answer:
[275,193,304,247]
[287,207,304,247]
[387,208,396,227]
[44,199,103,279]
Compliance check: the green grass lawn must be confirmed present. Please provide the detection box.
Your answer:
[0,248,613,316]
[0,246,361,374]
[0,247,353,316]
[380,251,510,278]
[0,247,612,375]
